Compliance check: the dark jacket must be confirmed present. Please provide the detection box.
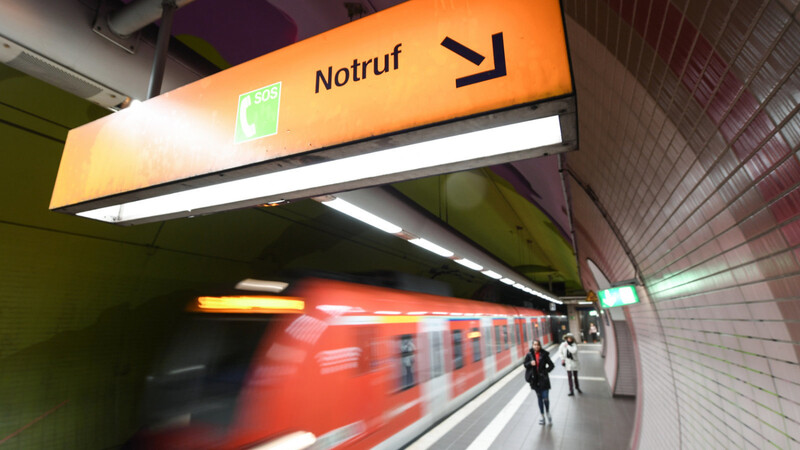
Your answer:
[523,348,555,391]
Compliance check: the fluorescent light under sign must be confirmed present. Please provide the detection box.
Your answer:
[76,116,562,223]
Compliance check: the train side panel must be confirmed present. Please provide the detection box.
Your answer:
[139,278,551,449]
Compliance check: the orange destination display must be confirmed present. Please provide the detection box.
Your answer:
[51,0,576,224]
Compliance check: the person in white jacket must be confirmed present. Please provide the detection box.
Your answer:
[559,333,581,395]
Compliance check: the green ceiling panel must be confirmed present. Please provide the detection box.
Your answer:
[393,168,582,294]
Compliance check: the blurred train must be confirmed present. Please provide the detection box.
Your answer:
[134,277,552,449]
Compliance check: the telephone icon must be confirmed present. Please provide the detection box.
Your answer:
[239,95,256,138]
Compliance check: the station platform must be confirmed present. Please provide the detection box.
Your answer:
[407,343,635,450]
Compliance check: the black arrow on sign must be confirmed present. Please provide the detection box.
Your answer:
[441,32,507,88]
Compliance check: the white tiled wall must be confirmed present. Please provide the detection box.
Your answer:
[564,0,800,447]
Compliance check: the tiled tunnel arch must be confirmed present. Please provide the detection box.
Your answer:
[564,0,800,447]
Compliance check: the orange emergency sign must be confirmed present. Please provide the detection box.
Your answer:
[50,0,574,218]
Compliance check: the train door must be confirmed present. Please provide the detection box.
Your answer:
[520,318,529,355]
[353,325,384,432]
[515,318,525,359]
[420,317,448,420]
[505,317,515,361]
[528,320,534,346]
[480,317,495,380]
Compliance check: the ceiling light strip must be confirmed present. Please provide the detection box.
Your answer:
[314,196,561,304]
[481,270,502,279]
[408,238,454,257]
[454,258,483,271]
[321,197,402,234]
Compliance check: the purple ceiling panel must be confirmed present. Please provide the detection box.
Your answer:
[170,0,298,66]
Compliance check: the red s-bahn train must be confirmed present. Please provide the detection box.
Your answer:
[136,277,552,449]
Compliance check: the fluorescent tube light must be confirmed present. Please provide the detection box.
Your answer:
[76,116,562,223]
[533,292,563,304]
[454,258,483,271]
[482,270,502,279]
[321,198,402,234]
[234,278,289,293]
[408,238,454,257]
[168,365,205,375]
[317,192,565,305]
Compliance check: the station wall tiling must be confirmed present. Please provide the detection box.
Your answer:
[564,0,800,448]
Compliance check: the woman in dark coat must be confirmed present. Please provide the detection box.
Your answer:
[523,339,555,425]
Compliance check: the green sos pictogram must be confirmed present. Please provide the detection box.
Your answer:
[234,82,281,143]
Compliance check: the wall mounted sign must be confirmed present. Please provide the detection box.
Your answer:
[51,0,576,224]
[598,285,640,308]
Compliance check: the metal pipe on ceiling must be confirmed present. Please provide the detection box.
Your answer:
[108,0,196,38]
[0,0,214,107]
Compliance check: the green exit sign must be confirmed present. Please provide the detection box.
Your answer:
[598,285,640,308]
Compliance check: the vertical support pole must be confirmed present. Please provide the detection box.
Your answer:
[567,303,583,343]
[146,0,176,99]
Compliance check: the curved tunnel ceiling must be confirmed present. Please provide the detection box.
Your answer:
[563,0,800,448]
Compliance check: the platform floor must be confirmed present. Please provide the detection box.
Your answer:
[407,343,636,450]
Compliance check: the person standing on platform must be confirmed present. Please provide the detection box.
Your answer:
[559,333,582,396]
[589,322,598,343]
[524,339,555,425]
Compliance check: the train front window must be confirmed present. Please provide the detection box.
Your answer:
[143,315,273,430]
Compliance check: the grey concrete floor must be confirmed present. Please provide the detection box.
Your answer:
[424,343,636,450]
